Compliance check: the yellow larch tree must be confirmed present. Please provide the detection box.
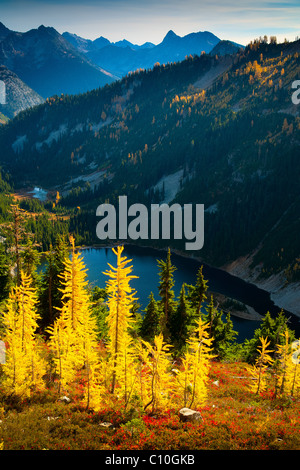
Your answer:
[142,333,173,413]
[115,332,139,410]
[175,317,214,409]
[135,340,152,408]
[1,271,46,396]
[290,339,300,397]
[276,333,300,398]
[47,314,77,394]
[48,236,100,406]
[103,245,138,396]
[248,337,274,394]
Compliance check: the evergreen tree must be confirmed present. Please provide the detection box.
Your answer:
[186,265,208,317]
[245,310,293,363]
[1,204,28,286]
[170,284,192,356]
[140,292,161,342]
[157,248,176,340]
[21,235,40,280]
[204,295,237,358]
[9,205,26,287]
[38,234,69,331]
[0,242,11,304]
[90,286,109,342]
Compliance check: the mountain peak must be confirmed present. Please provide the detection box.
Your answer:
[0,22,12,41]
[163,30,179,42]
[37,24,57,34]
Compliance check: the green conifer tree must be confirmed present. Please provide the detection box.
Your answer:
[170,284,192,356]
[38,235,69,330]
[186,265,208,317]
[157,248,176,340]
[140,292,161,342]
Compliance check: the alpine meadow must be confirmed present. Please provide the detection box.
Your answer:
[0,2,300,454]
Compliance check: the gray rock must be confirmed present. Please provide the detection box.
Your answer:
[179,407,202,423]
[57,396,71,404]
[99,422,113,428]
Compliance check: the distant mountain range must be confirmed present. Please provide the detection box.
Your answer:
[0,22,117,99]
[63,29,243,77]
[62,31,155,54]
[0,20,243,117]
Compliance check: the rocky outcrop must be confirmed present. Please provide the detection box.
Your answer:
[179,407,203,423]
[0,65,44,118]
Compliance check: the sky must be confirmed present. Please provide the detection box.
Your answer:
[0,0,299,46]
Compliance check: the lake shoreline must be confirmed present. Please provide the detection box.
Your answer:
[75,241,296,323]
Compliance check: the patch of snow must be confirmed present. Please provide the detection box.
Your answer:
[62,170,111,194]
[35,124,67,151]
[88,161,98,170]
[12,135,27,153]
[90,118,113,132]
[152,169,184,204]
[205,203,218,214]
[70,123,84,134]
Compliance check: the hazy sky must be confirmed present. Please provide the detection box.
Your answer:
[0,0,299,46]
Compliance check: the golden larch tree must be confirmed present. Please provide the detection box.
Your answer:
[248,337,274,394]
[175,317,214,408]
[48,236,100,406]
[1,271,46,396]
[142,333,173,413]
[103,245,138,396]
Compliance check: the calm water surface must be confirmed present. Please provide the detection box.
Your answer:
[78,245,300,343]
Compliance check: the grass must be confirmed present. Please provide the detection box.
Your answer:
[0,361,299,451]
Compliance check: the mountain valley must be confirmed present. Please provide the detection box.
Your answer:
[0,29,299,315]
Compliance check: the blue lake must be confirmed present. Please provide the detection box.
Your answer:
[77,244,300,343]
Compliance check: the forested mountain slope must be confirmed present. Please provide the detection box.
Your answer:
[0,38,299,285]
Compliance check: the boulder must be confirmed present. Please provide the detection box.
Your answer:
[179,407,202,423]
[57,396,71,404]
[99,422,113,428]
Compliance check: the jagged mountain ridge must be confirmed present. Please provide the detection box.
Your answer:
[0,24,117,98]
[62,31,155,54]
[71,29,240,77]
[0,21,12,41]
[0,22,242,116]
